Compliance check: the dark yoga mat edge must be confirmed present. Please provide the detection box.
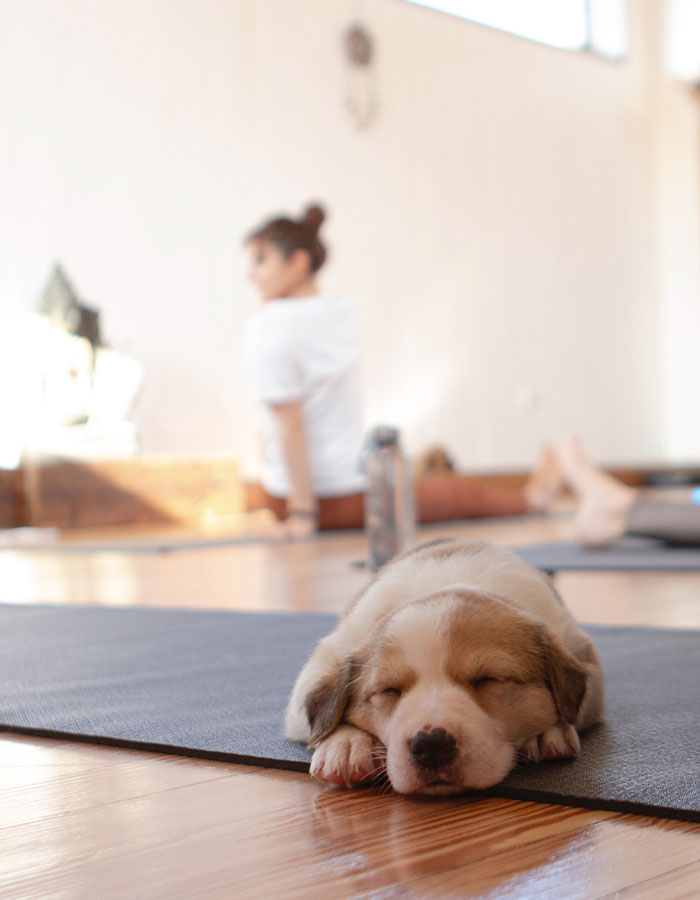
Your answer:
[487,784,700,823]
[3,722,698,822]
[0,723,311,773]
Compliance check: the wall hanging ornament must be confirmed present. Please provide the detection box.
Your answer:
[343,22,378,131]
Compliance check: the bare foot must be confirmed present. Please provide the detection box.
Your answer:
[557,436,637,545]
[415,446,456,477]
[524,445,565,512]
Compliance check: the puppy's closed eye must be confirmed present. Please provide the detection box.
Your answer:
[472,676,503,689]
[466,670,524,690]
[367,686,402,705]
[372,668,415,701]
[381,686,402,698]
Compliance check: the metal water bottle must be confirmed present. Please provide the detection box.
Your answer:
[363,425,416,571]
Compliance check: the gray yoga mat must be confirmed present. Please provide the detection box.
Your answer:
[1,604,699,822]
[511,537,700,572]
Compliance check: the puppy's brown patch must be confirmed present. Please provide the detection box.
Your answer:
[439,588,587,723]
[305,658,358,746]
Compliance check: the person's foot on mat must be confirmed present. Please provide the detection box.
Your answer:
[524,444,566,512]
[557,435,637,546]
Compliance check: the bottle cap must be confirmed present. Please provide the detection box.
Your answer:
[366,425,400,449]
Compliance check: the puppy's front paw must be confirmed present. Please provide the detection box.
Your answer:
[310,725,385,788]
[520,722,580,763]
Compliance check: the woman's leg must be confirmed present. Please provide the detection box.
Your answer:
[246,479,535,530]
[414,444,562,523]
[625,499,700,546]
[244,450,562,532]
[244,483,365,531]
[556,436,636,545]
[557,436,700,546]
[317,493,365,530]
[414,476,529,523]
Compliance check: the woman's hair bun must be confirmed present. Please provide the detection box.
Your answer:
[302,204,325,234]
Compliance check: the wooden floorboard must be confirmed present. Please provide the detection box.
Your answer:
[1,514,699,899]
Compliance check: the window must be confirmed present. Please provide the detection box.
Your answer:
[403,0,628,59]
[666,0,700,81]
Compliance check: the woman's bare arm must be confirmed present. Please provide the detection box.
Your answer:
[271,401,317,533]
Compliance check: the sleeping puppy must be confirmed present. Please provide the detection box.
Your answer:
[285,538,604,796]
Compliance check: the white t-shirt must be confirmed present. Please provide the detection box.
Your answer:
[244,294,366,498]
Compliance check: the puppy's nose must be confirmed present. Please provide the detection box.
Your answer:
[409,727,456,769]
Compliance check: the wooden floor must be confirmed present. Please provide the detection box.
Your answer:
[2,513,700,899]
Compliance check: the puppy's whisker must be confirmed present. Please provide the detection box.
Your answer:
[364,766,387,783]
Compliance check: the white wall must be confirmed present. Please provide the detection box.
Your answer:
[655,0,700,462]
[1,0,692,473]
[654,84,700,462]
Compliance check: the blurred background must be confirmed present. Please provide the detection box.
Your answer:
[1,0,700,527]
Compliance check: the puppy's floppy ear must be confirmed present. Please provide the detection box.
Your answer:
[305,657,358,747]
[535,627,587,724]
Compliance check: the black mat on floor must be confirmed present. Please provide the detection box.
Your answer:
[1,604,699,821]
[512,537,700,572]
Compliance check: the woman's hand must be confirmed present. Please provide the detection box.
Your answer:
[247,509,317,541]
[274,511,317,540]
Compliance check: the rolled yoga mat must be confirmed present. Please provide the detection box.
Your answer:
[1,604,699,822]
[511,537,700,573]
